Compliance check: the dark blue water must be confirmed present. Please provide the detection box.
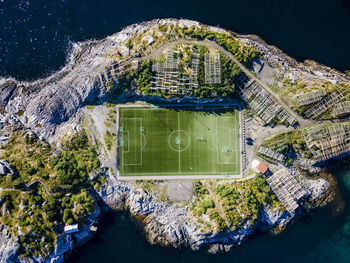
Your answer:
[1,0,350,81]
[67,170,350,263]
[2,0,350,262]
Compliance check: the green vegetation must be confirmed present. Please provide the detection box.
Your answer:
[180,26,259,67]
[126,39,133,53]
[104,131,116,151]
[270,77,350,119]
[134,60,153,94]
[156,25,260,67]
[51,132,100,188]
[260,130,313,162]
[107,24,260,99]
[102,108,117,151]
[193,181,209,197]
[16,110,24,117]
[0,130,102,259]
[119,107,240,177]
[132,44,243,98]
[2,132,56,190]
[190,176,283,232]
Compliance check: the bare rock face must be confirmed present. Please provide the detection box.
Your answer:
[0,18,339,261]
[14,40,113,137]
[237,35,350,84]
[259,206,291,232]
[49,235,74,263]
[0,162,9,176]
[98,175,131,210]
[73,205,101,246]
[0,225,19,263]
[98,173,289,254]
[302,176,331,202]
[1,21,146,138]
[0,79,18,110]
[0,160,16,177]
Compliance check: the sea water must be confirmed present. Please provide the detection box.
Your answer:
[1,0,350,262]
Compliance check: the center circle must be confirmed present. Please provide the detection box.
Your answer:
[168,130,191,152]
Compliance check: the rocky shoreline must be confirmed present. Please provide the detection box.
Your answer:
[0,168,333,262]
[108,170,333,248]
[0,18,347,262]
[1,18,349,141]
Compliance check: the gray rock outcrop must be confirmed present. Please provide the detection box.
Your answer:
[98,174,292,253]
[0,79,18,110]
[0,160,15,177]
[0,18,338,262]
[0,225,19,263]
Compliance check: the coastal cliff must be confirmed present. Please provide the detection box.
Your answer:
[0,18,348,262]
[1,19,348,141]
[97,172,331,253]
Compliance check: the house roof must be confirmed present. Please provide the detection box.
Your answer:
[256,162,268,174]
[64,224,79,234]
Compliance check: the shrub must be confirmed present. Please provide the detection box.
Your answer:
[53,132,100,188]
[193,181,208,197]
[63,209,74,224]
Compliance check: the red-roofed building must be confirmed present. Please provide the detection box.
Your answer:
[252,159,269,174]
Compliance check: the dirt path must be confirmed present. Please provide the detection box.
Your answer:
[205,181,231,228]
[118,38,332,130]
[141,39,316,127]
[104,38,342,181]
[0,180,52,195]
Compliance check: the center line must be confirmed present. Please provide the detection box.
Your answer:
[178,112,181,174]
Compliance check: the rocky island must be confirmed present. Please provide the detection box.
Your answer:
[0,18,349,262]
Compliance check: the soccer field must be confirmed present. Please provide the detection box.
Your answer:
[118,106,241,177]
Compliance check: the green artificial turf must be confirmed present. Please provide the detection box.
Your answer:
[119,106,240,176]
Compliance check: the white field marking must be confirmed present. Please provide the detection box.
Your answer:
[212,132,218,149]
[238,111,242,173]
[121,171,240,175]
[122,131,130,153]
[216,117,236,165]
[119,106,238,111]
[178,111,181,174]
[121,118,142,166]
[167,130,191,152]
[235,113,239,173]
[118,174,245,180]
[142,134,147,151]
[119,107,241,177]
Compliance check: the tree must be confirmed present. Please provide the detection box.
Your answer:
[63,209,74,224]
[126,39,133,55]
[44,197,60,222]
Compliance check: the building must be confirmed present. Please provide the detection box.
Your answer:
[251,159,269,174]
[64,224,79,234]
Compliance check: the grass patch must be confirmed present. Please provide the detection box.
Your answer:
[119,106,240,177]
